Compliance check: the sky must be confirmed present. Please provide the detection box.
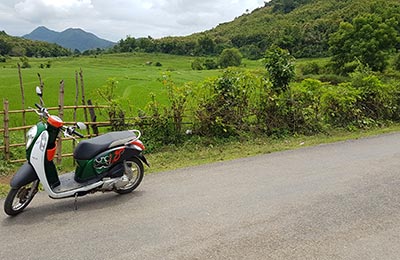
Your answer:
[0,0,266,42]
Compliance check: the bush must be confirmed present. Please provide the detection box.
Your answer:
[394,53,400,71]
[219,48,242,68]
[321,83,361,127]
[291,79,325,133]
[203,59,218,70]
[191,58,204,70]
[351,68,397,121]
[194,68,255,137]
[19,56,30,68]
[301,62,320,75]
[0,56,5,62]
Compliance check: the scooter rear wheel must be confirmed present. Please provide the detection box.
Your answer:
[4,180,39,216]
[114,157,144,194]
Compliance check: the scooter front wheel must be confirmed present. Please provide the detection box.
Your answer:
[4,180,39,216]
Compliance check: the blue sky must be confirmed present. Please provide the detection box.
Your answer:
[0,0,266,41]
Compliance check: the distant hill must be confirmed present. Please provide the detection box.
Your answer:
[191,0,400,58]
[24,26,116,52]
[114,0,400,59]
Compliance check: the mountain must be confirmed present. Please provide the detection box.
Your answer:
[23,26,116,52]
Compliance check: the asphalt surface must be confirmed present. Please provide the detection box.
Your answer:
[2,133,400,259]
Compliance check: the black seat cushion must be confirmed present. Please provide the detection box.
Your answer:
[74,131,136,160]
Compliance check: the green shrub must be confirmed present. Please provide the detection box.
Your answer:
[194,68,255,137]
[191,58,204,70]
[203,59,218,70]
[291,79,325,133]
[394,53,400,71]
[301,62,320,75]
[219,48,242,68]
[19,56,30,68]
[321,83,361,127]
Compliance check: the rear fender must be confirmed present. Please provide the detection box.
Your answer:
[123,147,150,167]
[10,162,39,188]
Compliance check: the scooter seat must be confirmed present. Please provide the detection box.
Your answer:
[73,131,137,160]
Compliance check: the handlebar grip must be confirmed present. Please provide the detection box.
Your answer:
[74,130,84,138]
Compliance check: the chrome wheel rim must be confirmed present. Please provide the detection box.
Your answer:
[12,181,38,211]
[120,160,140,190]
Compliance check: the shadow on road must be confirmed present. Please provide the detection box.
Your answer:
[1,189,145,226]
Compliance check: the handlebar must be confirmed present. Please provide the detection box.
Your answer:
[33,104,84,139]
[64,126,84,138]
[73,129,84,138]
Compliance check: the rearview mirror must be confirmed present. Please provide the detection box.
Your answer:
[36,86,42,97]
[76,122,87,130]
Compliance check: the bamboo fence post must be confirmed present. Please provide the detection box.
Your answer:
[74,71,79,122]
[18,64,27,142]
[72,72,80,165]
[57,80,65,164]
[37,73,44,106]
[3,100,10,161]
[79,69,90,136]
[87,99,99,136]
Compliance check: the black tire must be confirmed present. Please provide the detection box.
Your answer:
[114,157,144,194]
[4,180,39,216]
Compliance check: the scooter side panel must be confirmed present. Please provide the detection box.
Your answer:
[74,159,97,182]
[74,146,127,182]
[10,162,38,188]
[74,146,147,182]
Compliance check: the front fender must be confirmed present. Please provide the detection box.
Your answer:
[10,162,39,188]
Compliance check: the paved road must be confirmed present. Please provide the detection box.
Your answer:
[2,133,400,259]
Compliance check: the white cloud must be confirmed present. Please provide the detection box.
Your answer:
[14,0,95,23]
[1,0,266,41]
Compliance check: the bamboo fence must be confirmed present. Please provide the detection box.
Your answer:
[0,67,114,186]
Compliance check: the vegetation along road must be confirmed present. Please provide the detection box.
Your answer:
[1,133,400,259]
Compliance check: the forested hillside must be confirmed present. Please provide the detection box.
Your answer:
[114,0,400,59]
[0,31,71,58]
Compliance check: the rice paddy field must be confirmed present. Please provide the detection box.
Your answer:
[0,53,261,113]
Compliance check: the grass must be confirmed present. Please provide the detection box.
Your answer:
[144,124,400,174]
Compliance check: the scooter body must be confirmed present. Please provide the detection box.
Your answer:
[4,98,148,216]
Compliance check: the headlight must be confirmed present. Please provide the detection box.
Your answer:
[26,125,38,149]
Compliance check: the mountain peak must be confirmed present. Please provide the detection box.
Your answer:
[23,27,115,52]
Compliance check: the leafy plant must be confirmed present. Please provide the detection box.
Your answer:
[264,45,295,93]
[219,48,242,68]
[96,78,129,131]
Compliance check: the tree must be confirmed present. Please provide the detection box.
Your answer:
[329,14,399,73]
[0,39,11,55]
[197,35,216,55]
[264,45,295,92]
[219,48,242,68]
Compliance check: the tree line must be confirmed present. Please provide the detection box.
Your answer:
[0,31,71,58]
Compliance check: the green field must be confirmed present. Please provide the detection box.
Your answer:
[0,53,261,113]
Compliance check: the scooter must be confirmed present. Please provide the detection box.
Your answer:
[4,87,149,216]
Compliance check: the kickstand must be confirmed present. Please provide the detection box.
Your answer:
[74,193,78,211]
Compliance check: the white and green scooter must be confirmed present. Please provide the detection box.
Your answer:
[4,87,149,216]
